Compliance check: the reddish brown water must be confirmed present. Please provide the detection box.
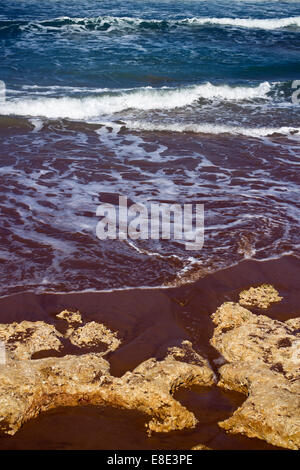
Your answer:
[0,117,299,296]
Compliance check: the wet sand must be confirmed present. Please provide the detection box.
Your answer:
[0,255,299,450]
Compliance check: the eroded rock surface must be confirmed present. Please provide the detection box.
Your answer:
[239,284,282,309]
[68,321,120,352]
[56,310,120,354]
[110,340,215,434]
[210,301,300,449]
[191,444,212,450]
[56,309,83,326]
[0,321,63,360]
[0,310,120,360]
[0,312,215,437]
[0,352,110,436]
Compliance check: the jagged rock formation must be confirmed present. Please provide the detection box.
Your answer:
[56,309,120,352]
[110,340,215,435]
[239,284,282,309]
[0,311,215,437]
[0,352,110,436]
[210,301,300,450]
[0,321,63,360]
[1,286,299,450]
[68,321,121,352]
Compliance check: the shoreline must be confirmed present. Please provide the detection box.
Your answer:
[1,252,297,299]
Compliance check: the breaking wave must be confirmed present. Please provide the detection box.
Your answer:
[181,16,300,30]
[0,82,271,120]
[1,15,300,36]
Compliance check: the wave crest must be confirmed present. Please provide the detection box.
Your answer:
[182,16,300,30]
[1,15,300,35]
[0,82,271,119]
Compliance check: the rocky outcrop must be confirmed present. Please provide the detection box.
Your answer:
[67,321,120,352]
[56,309,83,326]
[0,310,120,361]
[56,310,120,353]
[0,321,63,360]
[109,340,215,435]
[3,290,298,450]
[0,352,110,436]
[0,312,215,437]
[210,301,300,450]
[239,284,282,309]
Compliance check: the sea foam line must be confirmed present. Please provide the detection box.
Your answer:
[124,120,300,139]
[0,82,271,119]
[181,16,300,30]
[5,15,300,32]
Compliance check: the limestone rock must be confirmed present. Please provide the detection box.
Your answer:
[56,309,83,326]
[285,317,300,330]
[211,302,300,377]
[191,444,212,450]
[111,340,215,434]
[55,310,121,355]
[0,321,63,360]
[217,362,300,450]
[0,310,121,361]
[210,301,300,449]
[56,309,83,337]
[239,284,282,309]
[0,313,215,438]
[0,353,111,436]
[68,321,121,353]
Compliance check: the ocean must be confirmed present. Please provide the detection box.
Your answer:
[0,0,300,295]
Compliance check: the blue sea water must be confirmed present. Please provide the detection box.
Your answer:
[0,0,299,294]
[1,0,300,87]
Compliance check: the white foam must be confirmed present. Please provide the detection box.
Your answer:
[23,15,300,32]
[0,82,271,120]
[29,118,44,132]
[22,84,111,93]
[124,120,300,139]
[182,16,300,30]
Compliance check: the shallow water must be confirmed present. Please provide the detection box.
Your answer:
[0,392,280,450]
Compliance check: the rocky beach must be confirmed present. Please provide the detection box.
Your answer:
[0,0,299,453]
[0,255,299,450]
